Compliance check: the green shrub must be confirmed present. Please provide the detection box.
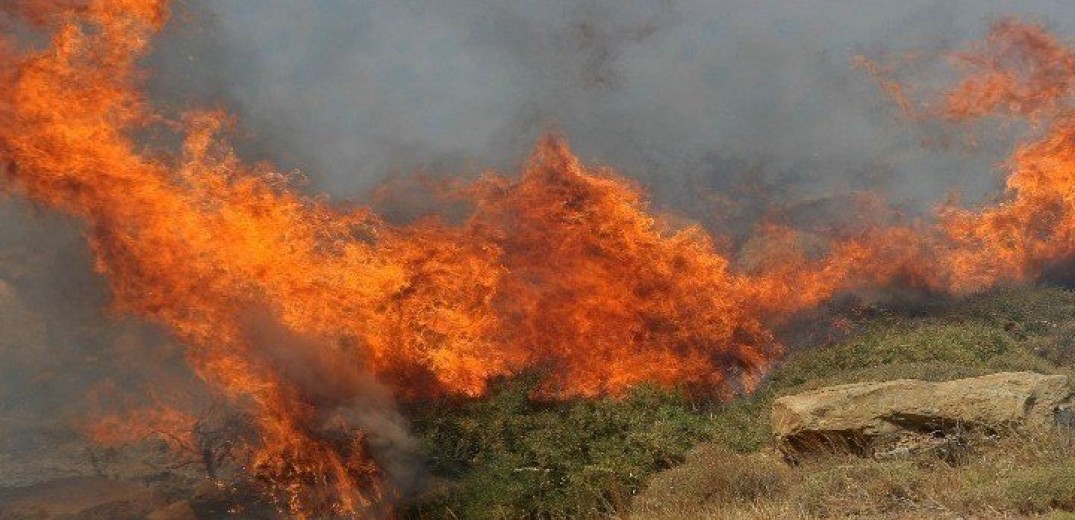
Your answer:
[405,380,717,519]
[771,320,1053,391]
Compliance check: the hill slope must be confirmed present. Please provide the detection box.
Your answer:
[407,285,1075,519]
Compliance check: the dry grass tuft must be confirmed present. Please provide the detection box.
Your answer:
[630,444,790,516]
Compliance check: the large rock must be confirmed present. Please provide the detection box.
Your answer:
[773,372,1072,458]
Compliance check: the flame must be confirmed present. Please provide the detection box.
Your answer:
[944,19,1075,120]
[4,1,1075,516]
[931,21,1075,291]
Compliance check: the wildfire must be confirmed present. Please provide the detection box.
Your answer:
[3,1,1075,517]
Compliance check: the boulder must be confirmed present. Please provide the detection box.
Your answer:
[772,372,1072,458]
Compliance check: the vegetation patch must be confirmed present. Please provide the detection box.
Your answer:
[405,380,718,519]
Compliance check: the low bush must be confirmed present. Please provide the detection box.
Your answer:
[405,380,718,519]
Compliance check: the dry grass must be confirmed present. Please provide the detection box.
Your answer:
[632,426,1075,519]
[630,444,792,516]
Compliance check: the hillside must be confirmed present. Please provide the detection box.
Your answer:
[403,285,1075,519]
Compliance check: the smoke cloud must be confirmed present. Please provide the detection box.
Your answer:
[145,0,1074,219]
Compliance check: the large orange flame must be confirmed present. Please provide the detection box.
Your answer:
[934,20,1075,291]
[3,1,1075,516]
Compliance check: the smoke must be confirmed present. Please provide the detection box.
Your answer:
[0,201,182,415]
[144,0,1074,225]
[0,199,212,487]
[240,310,424,494]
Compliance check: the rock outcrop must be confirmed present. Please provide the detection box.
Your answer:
[772,372,1073,459]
